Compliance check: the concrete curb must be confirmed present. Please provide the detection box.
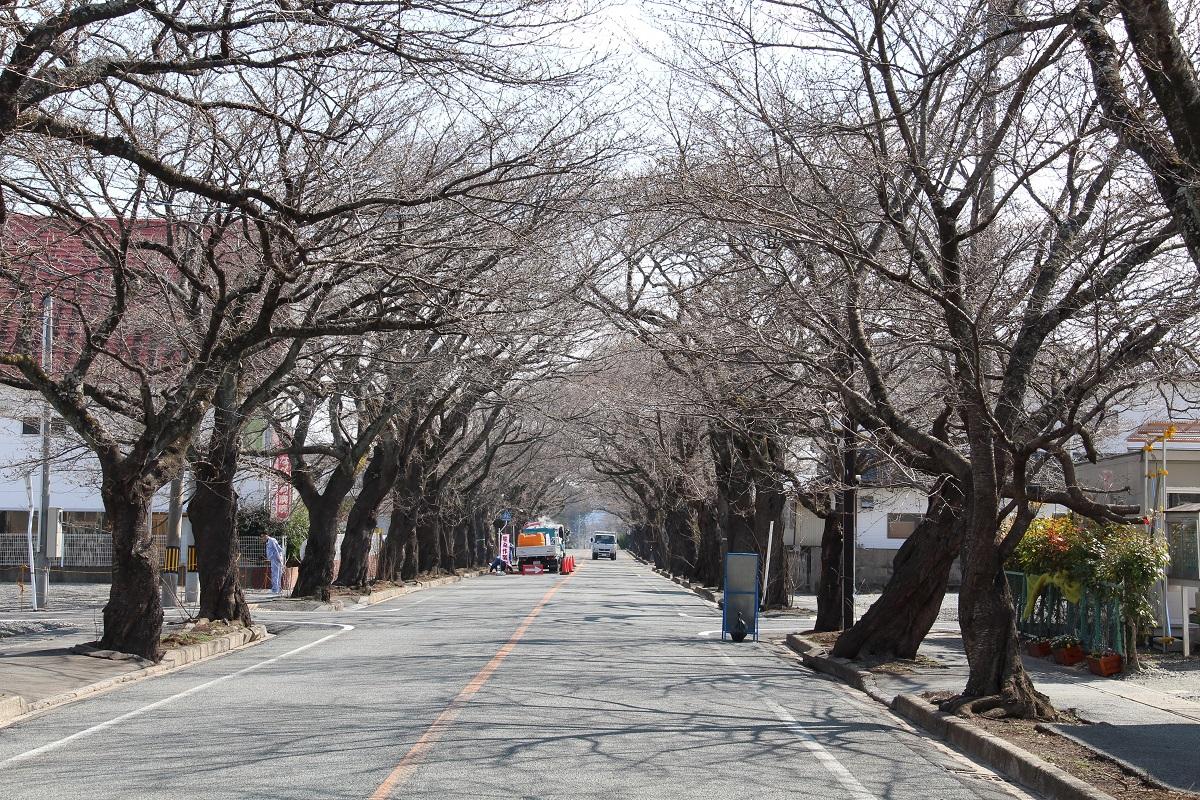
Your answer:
[891,694,1118,800]
[782,633,1120,800]
[0,624,269,728]
[252,569,489,612]
[348,570,488,609]
[1041,722,1189,794]
[0,693,29,725]
[784,634,893,704]
[648,565,720,606]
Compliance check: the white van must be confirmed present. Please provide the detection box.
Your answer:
[590,532,618,560]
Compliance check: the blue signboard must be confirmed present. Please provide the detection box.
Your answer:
[500,510,513,522]
[722,552,760,642]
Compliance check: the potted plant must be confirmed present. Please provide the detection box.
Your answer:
[1051,634,1084,665]
[1087,649,1123,677]
[1026,636,1053,657]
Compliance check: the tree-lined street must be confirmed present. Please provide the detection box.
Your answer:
[0,557,1030,800]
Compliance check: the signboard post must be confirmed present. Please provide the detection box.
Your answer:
[723,552,760,642]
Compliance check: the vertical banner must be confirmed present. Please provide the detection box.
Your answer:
[500,532,511,563]
[273,454,292,520]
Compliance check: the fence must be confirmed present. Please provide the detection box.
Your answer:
[1005,571,1125,655]
[1,526,168,574]
[3,527,389,585]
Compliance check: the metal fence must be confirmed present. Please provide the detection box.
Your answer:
[1,526,167,571]
[1006,571,1125,655]
[2,527,388,584]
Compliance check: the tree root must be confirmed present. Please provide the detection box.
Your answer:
[939,691,1059,721]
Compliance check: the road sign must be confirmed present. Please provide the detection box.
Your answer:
[723,552,760,642]
[500,509,513,522]
[521,562,544,575]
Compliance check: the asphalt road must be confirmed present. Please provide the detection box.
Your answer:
[0,554,1037,799]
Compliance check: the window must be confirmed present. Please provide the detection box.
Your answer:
[887,513,923,539]
[859,495,875,510]
[20,417,68,435]
[1169,492,1200,509]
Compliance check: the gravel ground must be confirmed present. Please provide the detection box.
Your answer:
[0,581,110,613]
[0,619,78,638]
[791,591,961,622]
[1120,649,1200,702]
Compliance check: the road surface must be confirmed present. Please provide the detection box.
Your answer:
[0,554,1035,799]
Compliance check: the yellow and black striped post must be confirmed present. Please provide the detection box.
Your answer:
[165,546,180,572]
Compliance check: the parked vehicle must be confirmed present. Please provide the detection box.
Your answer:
[514,524,567,573]
[590,532,618,560]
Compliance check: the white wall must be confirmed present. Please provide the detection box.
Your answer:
[854,487,927,550]
[0,386,274,522]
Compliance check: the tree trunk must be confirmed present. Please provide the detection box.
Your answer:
[335,441,400,588]
[99,472,164,661]
[813,511,844,632]
[951,423,1055,720]
[188,377,252,626]
[416,511,440,574]
[833,485,963,659]
[189,465,251,626]
[378,490,410,583]
[755,472,788,608]
[694,499,722,586]
[292,500,340,600]
[439,521,456,573]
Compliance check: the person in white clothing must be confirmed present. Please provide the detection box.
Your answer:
[261,533,284,594]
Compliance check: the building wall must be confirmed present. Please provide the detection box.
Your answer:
[1075,450,1200,511]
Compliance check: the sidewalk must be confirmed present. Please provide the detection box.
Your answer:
[801,629,1200,793]
[0,625,146,709]
[0,619,266,725]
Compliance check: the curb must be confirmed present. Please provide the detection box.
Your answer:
[650,565,720,606]
[252,569,489,612]
[781,633,1119,800]
[784,634,893,704]
[348,569,488,608]
[0,693,28,725]
[1041,722,1189,795]
[0,624,269,728]
[891,694,1118,800]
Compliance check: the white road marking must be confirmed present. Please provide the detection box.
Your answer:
[712,644,877,800]
[0,623,354,767]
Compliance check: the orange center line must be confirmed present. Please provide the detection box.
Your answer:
[368,574,574,800]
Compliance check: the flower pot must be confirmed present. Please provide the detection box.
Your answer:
[1087,654,1123,677]
[1053,645,1084,665]
[1026,641,1052,657]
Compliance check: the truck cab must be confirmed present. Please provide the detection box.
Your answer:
[590,532,618,560]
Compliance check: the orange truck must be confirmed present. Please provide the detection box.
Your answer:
[513,524,567,573]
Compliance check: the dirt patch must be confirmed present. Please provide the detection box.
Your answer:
[763,606,817,617]
[803,630,842,646]
[160,621,242,649]
[918,693,1193,800]
[864,654,947,674]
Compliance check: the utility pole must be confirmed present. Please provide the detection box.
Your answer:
[840,422,857,629]
[34,295,53,609]
[162,476,184,608]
